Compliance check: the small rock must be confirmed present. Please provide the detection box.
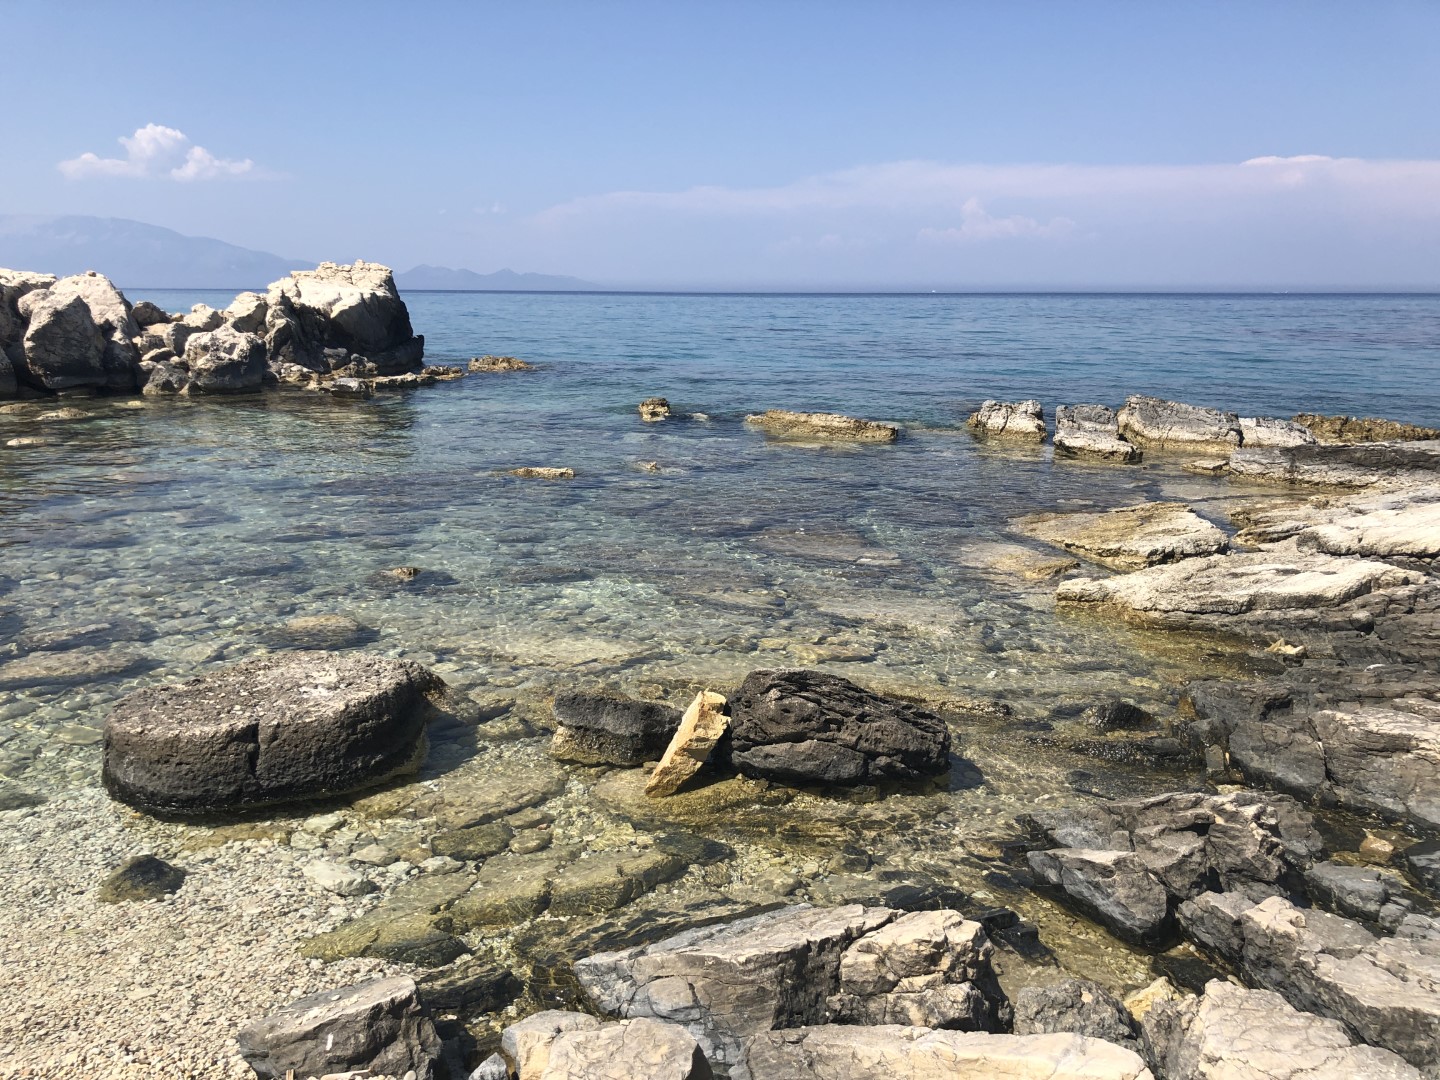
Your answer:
[638,397,671,421]
[97,854,186,903]
[468,355,532,372]
[1359,833,1397,865]
[1182,458,1229,476]
[303,860,377,898]
[431,822,515,861]
[506,467,575,479]
[420,855,463,875]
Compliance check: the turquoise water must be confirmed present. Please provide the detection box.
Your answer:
[1,291,1438,801]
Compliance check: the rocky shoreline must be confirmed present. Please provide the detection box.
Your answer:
[1,304,1439,1079]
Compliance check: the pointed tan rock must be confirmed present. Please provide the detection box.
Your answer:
[645,691,728,798]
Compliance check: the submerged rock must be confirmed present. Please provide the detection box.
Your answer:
[550,690,682,767]
[1053,404,1141,463]
[1178,893,1440,1072]
[744,409,899,442]
[102,651,449,814]
[507,466,576,479]
[1116,396,1241,453]
[1143,979,1423,1080]
[97,854,186,903]
[235,975,441,1080]
[1011,979,1140,1054]
[967,399,1045,441]
[727,669,951,786]
[1013,502,1228,570]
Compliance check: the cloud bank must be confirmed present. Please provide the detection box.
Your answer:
[59,124,255,182]
[522,156,1440,287]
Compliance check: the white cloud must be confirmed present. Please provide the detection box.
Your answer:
[917,198,1074,244]
[59,124,255,182]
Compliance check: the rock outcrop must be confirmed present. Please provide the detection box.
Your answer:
[264,260,423,375]
[572,904,1007,1078]
[1182,678,1440,830]
[1023,791,1322,946]
[235,975,441,1080]
[1013,503,1228,570]
[741,1028,1153,1080]
[1178,893,1440,1072]
[967,400,1045,441]
[182,323,267,393]
[17,271,139,393]
[1053,405,1141,463]
[1232,491,1440,559]
[103,652,452,814]
[1142,979,1423,1080]
[1227,440,1440,489]
[744,410,899,443]
[1238,416,1317,448]
[726,669,951,786]
[1056,549,1426,632]
[1116,396,1241,453]
[550,691,682,767]
[1294,413,1440,445]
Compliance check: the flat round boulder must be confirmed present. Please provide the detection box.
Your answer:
[103,652,447,815]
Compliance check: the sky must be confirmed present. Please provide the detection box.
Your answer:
[2,1,1438,289]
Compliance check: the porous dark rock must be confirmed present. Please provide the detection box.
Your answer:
[235,975,441,1080]
[727,669,951,786]
[96,854,186,903]
[550,690,683,767]
[102,651,450,814]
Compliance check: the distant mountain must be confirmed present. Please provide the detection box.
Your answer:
[397,264,597,291]
[0,215,307,289]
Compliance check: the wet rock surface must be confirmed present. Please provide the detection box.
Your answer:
[727,669,951,786]
[102,651,451,814]
[96,853,187,903]
[744,409,899,442]
[1013,502,1228,570]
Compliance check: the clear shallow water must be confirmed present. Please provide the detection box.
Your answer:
[1,291,1437,805]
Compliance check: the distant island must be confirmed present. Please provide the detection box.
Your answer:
[0,214,596,292]
[395,265,597,291]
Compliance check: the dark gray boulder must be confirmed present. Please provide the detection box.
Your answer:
[236,975,441,1080]
[1406,840,1440,894]
[1012,979,1139,1053]
[727,669,950,786]
[550,690,682,766]
[96,854,186,903]
[102,651,450,814]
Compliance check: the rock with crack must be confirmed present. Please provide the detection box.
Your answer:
[1053,404,1141,463]
[1181,681,1440,830]
[1227,440,1440,489]
[550,690,683,767]
[726,669,951,786]
[967,399,1045,442]
[17,271,139,393]
[573,904,1007,1076]
[744,409,898,442]
[264,260,423,375]
[1023,791,1322,946]
[1238,416,1317,448]
[1177,892,1440,1072]
[740,1027,1155,1080]
[1116,396,1241,453]
[646,691,729,797]
[236,975,441,1080]
[102,651,455,814]
[1142,978,1423,1080]
[1234,491,1440,559]
[182,323,267,393]
[1056,548,1427,632]
[1013,502,1228,570]
[1012,979,1140,1055]
[498,1012,713,1080]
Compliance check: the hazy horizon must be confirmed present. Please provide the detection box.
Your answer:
[3,2,1438,291]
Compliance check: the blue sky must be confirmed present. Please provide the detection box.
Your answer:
[2,1,1438,288]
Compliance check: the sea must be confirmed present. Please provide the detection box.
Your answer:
[2,290,1438,813]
